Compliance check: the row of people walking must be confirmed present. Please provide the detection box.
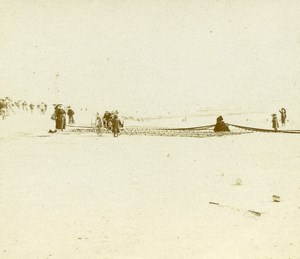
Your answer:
[0,97,48,119]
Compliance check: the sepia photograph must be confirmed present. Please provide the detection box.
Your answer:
[1,0,300,258]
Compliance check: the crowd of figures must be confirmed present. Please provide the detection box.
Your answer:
[49,105,124,137]
[96,110,124,137]
[1,96,289,135]
[0,97,48,119]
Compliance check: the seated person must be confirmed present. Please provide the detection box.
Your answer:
[214,115,230,132]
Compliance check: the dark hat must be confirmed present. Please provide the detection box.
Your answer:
[272,114,277,117]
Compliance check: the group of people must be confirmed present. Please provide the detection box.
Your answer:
[95,110,123,137]
[0,97,48,119]
[49,104,75,133]
[49,105,123,137]
[2,97,289,135]
[271,108,287,131]
[213,107,288,133]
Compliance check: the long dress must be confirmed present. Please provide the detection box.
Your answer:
[112,118,121,136]
[272,117,279,131]
[56,109,66,130]
[279,110,286,125]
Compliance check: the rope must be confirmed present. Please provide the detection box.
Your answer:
[67,123,300,135]
[159,124,215,130]
[228,124,300,134]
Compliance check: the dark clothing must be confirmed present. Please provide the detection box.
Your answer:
[279,110,287,125]
[272,117,279,131]
[214,116,230,132]
[0,101,7,119]
[0,100,6,110]
[112,118,121,136]
[67,109,75,124]
[214,122,230,132]
[103,112,111,128]
[67,109,74,116]
[55,109,66,130]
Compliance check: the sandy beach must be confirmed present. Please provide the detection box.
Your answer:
[1,112,300,259]
[2,1,300,257]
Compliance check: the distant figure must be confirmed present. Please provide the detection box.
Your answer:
[95,113,104,136]
[0,99,7,119]
[271,114,279,131]
[103,111,111,128]
[40,102,46,115]
[67,106,75,124]
[214,115,230,132]
[55,105,66,131]
[22,101,28,111]
[279,108,287,126]
[44,103,47,112]
[29,103,35,114]
[15,100,22,109]
[4,97,15,116]
[111,114,122,137]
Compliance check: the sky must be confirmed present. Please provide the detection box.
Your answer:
[1,0,300,115]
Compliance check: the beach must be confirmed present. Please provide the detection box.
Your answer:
[2,0,300,257]
[1,112,300,258]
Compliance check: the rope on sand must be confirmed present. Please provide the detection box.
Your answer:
[66,122,300,136]
[228,124,300,134]
[66,124,248,138]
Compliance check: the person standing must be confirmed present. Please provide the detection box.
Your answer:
[22,101,28,111]
[111,114,122,137]
[40,102,46,115]
[95,112,104,136]
[102,111,110,128]
[0,99,7,120]
[55,105,66,131]
[272,114,279,131]
[67,106,75,124]
[279,108,287,126]
[29,103,35,114]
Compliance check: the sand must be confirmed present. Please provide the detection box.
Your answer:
[1,111,300,258]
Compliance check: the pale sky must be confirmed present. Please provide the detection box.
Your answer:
[1,0,300,115]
